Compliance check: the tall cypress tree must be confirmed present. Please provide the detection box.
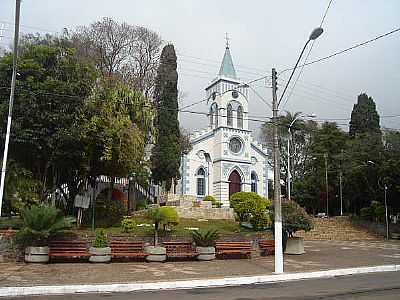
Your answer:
[151,44,181,191]
[349,93,381,137]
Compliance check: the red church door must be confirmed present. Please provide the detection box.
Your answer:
[228,170,241,198]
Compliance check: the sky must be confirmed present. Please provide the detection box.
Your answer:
[1,0,399,137]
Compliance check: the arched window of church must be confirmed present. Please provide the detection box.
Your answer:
[227,103,233,126]
[251,172,257,193]
[197,168,206,196]
[209,107,214,126]
[237,105,243,129]
[211,103,218,128]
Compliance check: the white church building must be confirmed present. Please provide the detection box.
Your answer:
[177,44,269,207]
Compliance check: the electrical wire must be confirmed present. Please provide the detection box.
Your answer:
[282,0,334,109]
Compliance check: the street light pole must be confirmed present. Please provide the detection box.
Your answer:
[324,153,329,216]
[384,184,389,240]
[0,0,21,216]
[287,113,316,200]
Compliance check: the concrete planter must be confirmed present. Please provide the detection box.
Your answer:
[89,246,111,263]
[145,246,166,262]
[285,237,305,255]
[196,246,215,261]
[25,246,49,263]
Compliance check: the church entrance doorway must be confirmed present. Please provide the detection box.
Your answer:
[228,170,241,198]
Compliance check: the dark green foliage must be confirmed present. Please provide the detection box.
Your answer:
[0,37,97,213]
[16,205,75,246]
[151,44,181,191]
[203,195,222,208]
[349,93,381,138]
[272,200,313,237]
[360,201,385,223]
[147,206,179,245]
[191,229,220,247]
[92,229,108,248]
[83,191,125,228]
[120,217,136,233]
[230,192,272,230]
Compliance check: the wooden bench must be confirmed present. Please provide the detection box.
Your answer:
[258,239,275,256]
[49,239,89,260]
[110,240,147,260]
[215,241,252,259]
[163,241,198,259]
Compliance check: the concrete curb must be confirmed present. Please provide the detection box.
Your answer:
[1,264,399,298]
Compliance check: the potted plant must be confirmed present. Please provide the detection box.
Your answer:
[89,230,111,263]
[192,229,219,261]
[16,205,74,263]
[272,200,313,254]
[145,207,179,262]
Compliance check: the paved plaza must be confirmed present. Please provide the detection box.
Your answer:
[1,240,399,288]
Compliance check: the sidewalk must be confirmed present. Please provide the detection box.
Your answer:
[1,240,399,289]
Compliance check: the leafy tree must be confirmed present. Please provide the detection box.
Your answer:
[293,122,347,214]
[0,39,97,213]
[345,93,383,213]
[349,93,381,138]
[79,81,155,202]
[151,44,181,191]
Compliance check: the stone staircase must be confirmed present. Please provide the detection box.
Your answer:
[297,216,381,240]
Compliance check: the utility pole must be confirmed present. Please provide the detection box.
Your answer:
[324,153,329,216]
[272,68,283,274]
[0,0,21,216]
[287,128,291,200]
[339,149,344,216]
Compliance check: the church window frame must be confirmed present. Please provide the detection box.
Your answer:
[237,105,243,129]
[251,171,258,193]
[227,103,233,126]
[196,167,206,196]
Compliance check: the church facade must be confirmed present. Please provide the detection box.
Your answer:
[177,45,269,207]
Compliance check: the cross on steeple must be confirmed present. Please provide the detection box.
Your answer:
[225,32,230,49]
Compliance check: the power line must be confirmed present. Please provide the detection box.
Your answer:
[282,0,334,109]
[279,27,400,74]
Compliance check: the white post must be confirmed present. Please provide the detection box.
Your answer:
[384,184,389,240]
[287,127,291,200]
[0,0,21,216]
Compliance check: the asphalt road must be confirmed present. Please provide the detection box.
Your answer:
[13,271,400,300]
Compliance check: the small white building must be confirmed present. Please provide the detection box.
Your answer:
[177,44,269,207]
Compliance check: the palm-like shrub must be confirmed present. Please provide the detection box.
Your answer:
[147,206,179,246]
[191,229,219,247]
[92,230,108,248]
[16,205,75,246]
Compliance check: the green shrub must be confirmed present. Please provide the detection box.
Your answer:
[16,205,75,247]
[272,200,314,237]
[136,199,149,211]
[360,207,372,221]
[230,192,272,230]
[360,201,385,223]
[0,217,23,230]
[203,195,222,208]
[92,230,108,248]
[121,217,136,233]
[191,229,219,247]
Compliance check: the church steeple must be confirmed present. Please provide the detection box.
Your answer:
[218,35,237,79]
